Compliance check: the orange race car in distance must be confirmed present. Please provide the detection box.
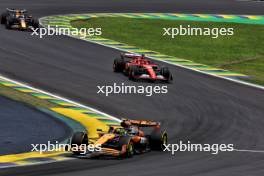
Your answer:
[70,119,168,158]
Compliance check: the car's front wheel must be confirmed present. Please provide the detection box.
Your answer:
[161,67,173,83]
[5,20,11,29]
[32,19,39,29]
[0,13,6,24]
[128,66,140,81]
[119,136,134,158]
[71,132,88,155]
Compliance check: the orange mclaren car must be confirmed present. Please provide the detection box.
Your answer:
[70,119,168,158]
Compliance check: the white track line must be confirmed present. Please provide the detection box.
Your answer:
[0,158,75,169]
[233,149,264,153]
[236,0,264,2]
[0,74,121,122]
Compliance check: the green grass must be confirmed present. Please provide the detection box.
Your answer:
[71,18,264,85]
[0,85,57,109]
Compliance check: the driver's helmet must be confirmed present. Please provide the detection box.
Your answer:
[114,128,127,135]
[16,11,24,18]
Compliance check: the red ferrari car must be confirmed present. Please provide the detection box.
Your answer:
[113,53,173,83]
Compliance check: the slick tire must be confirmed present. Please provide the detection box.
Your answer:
[128,66,139,81]
[150,130,168,151]
[5,20,11,29]
[71,132,88,155]
[113,58,124,72]
[119,136,134,158]
[0,13,6,24]
[32,19,39,29]
[161,67,173,83]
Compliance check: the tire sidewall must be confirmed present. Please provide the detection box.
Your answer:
[150,130,168,151]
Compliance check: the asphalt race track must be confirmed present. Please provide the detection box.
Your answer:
[0,95,71,155]
[0,0,264,175]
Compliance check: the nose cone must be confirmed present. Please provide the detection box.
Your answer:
[146,66,157,79]
[20,19,26,28]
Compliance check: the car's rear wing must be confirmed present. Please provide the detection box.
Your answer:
[121,53,142,59]
[6,8,27,13]
[123,119,161,128]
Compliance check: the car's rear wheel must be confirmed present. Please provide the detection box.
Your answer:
[71,132,88,155]
[149,130,168,151]
[113,58,125,72]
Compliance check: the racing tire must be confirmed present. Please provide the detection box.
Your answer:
[149,130,168,151]
[71,132,88,155]
[5,20,11,29]
[113,58,125,72]
[32,19,39,29]
[0,13,6,24]
[161,67,173,83]
[128,66,139,81]
[119,136,134,158]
